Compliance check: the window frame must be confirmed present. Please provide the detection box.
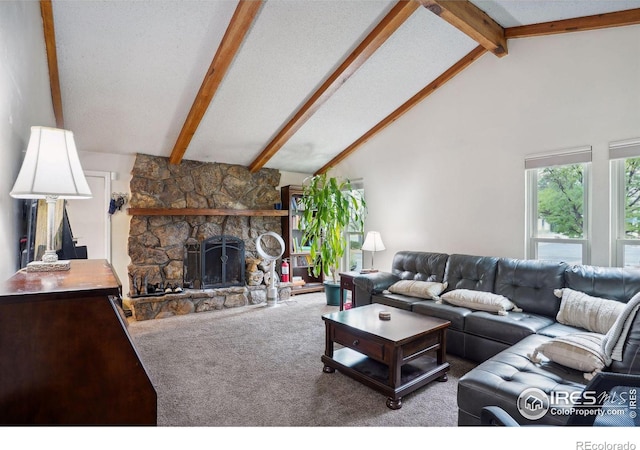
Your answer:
[341,179,365,273]
[609,139,640,267]
[525,147,592,264]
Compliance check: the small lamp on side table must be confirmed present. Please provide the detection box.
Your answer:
[361,231,385,274]
[10,126,92,272]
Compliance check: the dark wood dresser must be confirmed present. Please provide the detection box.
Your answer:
[0,259,157,425]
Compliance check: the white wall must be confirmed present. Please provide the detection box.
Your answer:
[279,171,311,189]
[333,25,640,270]
[0,2,56,280]
[77,152,135,294]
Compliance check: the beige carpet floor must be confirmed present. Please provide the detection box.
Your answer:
[128,292,477,427]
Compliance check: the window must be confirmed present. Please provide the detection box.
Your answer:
[610,139,640,268]
[525,147,591,264]
[343,180,365,272]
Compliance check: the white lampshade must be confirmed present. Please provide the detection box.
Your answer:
[362,231,385,252]
[10,126,92,199]
[10,126,91,271]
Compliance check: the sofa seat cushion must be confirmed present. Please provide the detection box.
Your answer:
[464,311,554,345]
[457,334,587,426]
[371,293,423,311]
[412,301,472,331]
[537,322,586,338]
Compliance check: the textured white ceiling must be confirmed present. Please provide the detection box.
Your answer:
[186,0,395,166]
[53,0,238,156]
[48,0,640,174]
[471,0,640,27]
[268,7,477,172]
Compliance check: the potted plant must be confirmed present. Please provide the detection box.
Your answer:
[299,173,366,305]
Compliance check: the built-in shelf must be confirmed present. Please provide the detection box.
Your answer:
[127,208,289,217]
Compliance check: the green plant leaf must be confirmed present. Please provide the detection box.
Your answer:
[299,173,366,282]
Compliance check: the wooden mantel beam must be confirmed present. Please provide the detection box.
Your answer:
[247,0,420,173]
[169,0,263,165]
[420,0,507,57]
[40,0,64,129]
[316,45,487,175]
[506,8,640,39]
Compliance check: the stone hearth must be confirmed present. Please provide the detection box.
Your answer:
[129,285,292,321]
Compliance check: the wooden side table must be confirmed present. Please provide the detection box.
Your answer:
[338,271,360,311]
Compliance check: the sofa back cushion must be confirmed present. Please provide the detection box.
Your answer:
[564,265,640,304]
[391,251,449,283]
[443,254,499,293]
[495,258,567,318]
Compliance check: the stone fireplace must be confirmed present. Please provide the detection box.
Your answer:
[126,154,290,320]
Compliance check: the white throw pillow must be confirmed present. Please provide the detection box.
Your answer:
[387,280,447,300]
[440,289,520,316]
[528,332,606,380]
[554,288,625,334]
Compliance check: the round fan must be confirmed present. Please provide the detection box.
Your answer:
[255,232,285,306]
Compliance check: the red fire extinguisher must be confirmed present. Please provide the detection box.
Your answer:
[281,258,290,283]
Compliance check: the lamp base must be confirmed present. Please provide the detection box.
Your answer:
[26,260,71,272]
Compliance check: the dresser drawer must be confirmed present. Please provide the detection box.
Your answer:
[333,326,386,362]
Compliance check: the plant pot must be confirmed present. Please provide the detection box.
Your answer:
[323,281,344,306]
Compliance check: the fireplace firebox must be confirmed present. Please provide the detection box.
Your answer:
[183,236,245,289]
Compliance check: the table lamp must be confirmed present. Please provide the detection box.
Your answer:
[10,126,92,272]
[361,231,385,273]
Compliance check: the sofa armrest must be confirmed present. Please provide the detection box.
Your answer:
[353,272,399,307]
[354,272,399,294]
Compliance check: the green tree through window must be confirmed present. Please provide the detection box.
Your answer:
[537,165,584,238]
[625,157,640,238]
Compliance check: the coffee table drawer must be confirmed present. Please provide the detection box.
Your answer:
[333,326,385,361]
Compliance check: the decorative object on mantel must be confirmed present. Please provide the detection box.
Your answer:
[361,231,385,273]
[255,231,285,307]
[10,126,92,272]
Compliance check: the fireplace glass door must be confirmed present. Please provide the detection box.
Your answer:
[201,235,245,288]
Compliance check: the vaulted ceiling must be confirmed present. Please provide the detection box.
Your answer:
[41,0,640,174]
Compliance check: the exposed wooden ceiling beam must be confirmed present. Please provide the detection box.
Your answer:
[40,0,64,129]
[247,0,420,173]
[316,45,487,175]
[506,8,640,39]
[169,0,263,165]
[420,0,507,57]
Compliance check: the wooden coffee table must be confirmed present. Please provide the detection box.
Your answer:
[322,303,450,409]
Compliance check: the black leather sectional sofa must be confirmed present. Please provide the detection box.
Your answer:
[353,251,640,425]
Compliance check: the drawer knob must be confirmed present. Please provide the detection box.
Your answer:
[353,339,359,346]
